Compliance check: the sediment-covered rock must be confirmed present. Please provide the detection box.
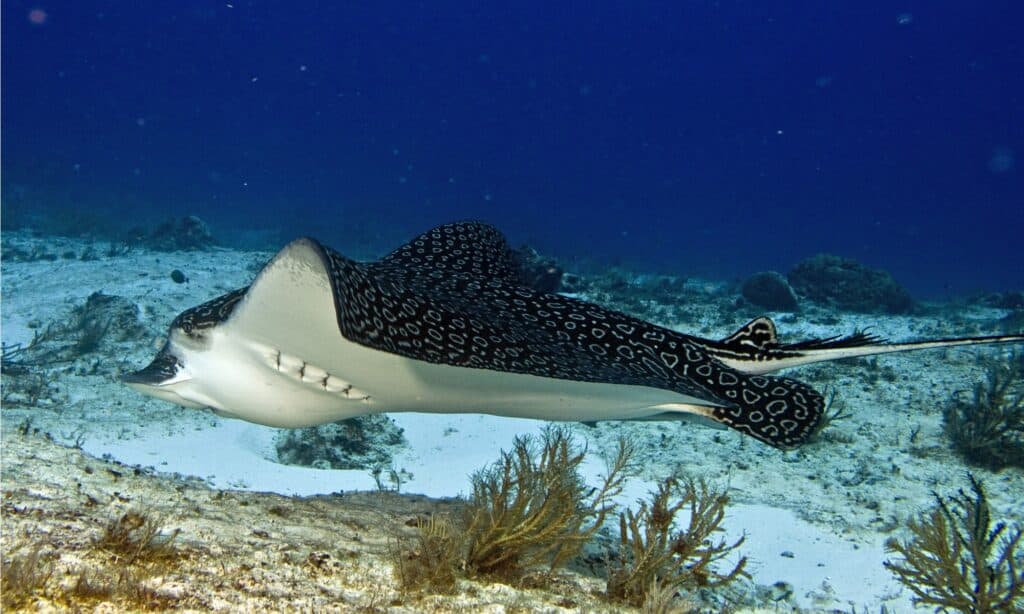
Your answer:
[741,271,800,312]
[788,254,914,314]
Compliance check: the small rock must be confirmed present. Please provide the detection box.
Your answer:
[780,550,795,558]
[275,414,406,470]
[170,269,188,284]
[769,581,794,601]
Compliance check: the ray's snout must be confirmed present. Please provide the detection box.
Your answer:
[121,345,207,408]
[121,346,180,386]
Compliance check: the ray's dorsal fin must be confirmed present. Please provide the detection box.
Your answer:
[379,221,523,282]
[719,316,780,351]
[719,317,886,353]
[778,329,887,351]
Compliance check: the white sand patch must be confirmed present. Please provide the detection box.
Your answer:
[80,411,548,498]
[725,504,907,610]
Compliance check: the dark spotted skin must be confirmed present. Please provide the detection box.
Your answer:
[314,222,824,448]
[171,287,248,337]
[172,223,824,448]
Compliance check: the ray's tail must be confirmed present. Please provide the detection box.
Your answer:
[702,316,1024,375]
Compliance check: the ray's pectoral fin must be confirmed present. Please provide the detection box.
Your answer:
[710,374,825,448]
[656,369,825,449]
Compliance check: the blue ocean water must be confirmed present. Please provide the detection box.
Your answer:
[3,1,1021,297]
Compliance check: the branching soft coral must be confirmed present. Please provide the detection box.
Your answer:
[606,476,748,605]
[462,426,635,579]
[943,352,1024,470]
[884,475,1024,613]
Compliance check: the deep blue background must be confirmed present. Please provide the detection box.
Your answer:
[3,1,1021,297]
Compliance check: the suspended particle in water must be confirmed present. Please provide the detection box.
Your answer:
[28,8,48,24]
[988,147,1015,174]
[896,13,913,25]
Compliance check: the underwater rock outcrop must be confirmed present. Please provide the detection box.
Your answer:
[972,291,1024,310]
[1001,310,1024,335]
[3,292,145,364]
[513,244,564,293]
[275,414,406,470]
[2,292,147,408]
[142,215,216,251]
[787,253,915,314]
[74,292,149,348]
[740,271,800,312]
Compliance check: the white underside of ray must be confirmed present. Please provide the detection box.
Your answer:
[165,239,716,429]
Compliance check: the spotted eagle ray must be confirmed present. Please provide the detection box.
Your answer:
[123,222,1024,448]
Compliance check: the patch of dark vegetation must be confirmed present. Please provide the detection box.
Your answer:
[788,253,915,314]
[392,428,638,593]
[392,514,461,594]
[605,476,748,606]
[884,475,1023,612]
[1,511,185,611]
[0,354,62,408]
[96,510,181,566]
[276,414,407,470]
[1,335,66,409]
[76,510,185,609]
[393,427,746,608]
[64,567,180,611]
[1,545,54,610]
[943,352,1024,470]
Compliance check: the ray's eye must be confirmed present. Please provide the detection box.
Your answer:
[174,322,208,345]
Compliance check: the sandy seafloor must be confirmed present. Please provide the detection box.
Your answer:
[2,230,1022,612]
